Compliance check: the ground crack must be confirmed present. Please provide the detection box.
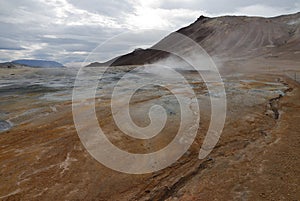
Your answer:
[267,81,293,120]
[135,158,214,201]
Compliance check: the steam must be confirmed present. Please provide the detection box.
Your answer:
[141,49,223,80]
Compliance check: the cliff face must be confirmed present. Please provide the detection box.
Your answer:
[87,12,300,67]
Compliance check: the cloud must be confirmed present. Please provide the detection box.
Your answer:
[233,3,300,17]
[158,0,299,15]
[85,29,170,63]
[0,37,26,50]
[0,0,299,65]
[66,0,134,18]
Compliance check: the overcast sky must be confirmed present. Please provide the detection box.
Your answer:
[0,0,299,66]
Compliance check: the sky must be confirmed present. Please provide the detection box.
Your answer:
[0,0,299,66]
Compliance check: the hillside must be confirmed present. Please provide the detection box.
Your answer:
[86,12,300,67]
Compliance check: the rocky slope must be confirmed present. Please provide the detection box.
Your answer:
[87,12,300,67]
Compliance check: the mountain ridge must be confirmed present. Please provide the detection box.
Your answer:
[86,12,300,67]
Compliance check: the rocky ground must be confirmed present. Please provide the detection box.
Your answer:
[0,60,299,200]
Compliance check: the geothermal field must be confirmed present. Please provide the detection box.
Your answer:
[1,61,299,200]
[1,12,300,201]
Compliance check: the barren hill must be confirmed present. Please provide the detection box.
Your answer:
[87,12,300,67]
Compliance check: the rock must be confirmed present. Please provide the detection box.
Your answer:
[0,120,12,132]
[265,110,274,117]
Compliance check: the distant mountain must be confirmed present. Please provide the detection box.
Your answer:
[0,62,28,68]
[86,12,300,67]
[12,59,64,68]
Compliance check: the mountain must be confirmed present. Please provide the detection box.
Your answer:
[11,59,64,68]
[0,62,26,68]
[85,48,169,67]
[86,12,300,67]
